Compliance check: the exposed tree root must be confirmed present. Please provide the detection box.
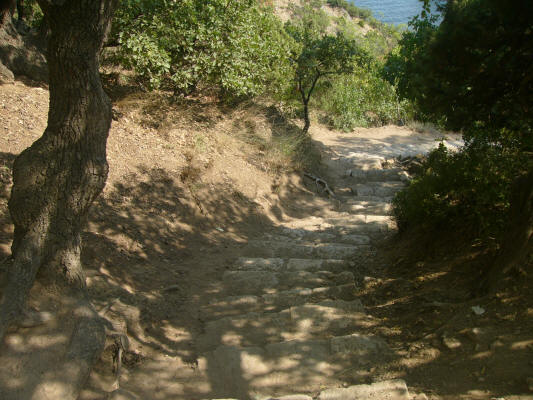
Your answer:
[0,236,107,400]
[304,172,336,198]
[29,296,106,400]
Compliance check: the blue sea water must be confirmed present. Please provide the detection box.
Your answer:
[351,0,425,25]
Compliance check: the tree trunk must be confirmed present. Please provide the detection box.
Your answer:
[302,100,311,135]
[482,168,533,292]
[0,0,116,377]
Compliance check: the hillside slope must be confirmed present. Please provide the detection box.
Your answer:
[2,71,533,399]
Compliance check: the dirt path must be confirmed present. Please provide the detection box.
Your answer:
[76,125,460,400]
[7,81,531,400]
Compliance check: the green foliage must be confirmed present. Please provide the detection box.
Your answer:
[387,0,533,243]
[17,0,44,28]
[286,2,330,40]
[284,4,373,133]
[326,0,372,20]
[392,142,523,236]
[292,33,367,88]
[319,65,412,130]
[112,0,413,133]
[385,0,533,148]
[114,0,293,97]
[381,12,439,118]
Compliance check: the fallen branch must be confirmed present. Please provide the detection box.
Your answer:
[304,173,336,198]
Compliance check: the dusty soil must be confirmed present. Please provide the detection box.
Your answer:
[0,79,532,399]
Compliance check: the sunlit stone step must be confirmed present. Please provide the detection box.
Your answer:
[222,270,355,296]
[199,334,390,398]
[197,299,367,351]
[202,283,357,318]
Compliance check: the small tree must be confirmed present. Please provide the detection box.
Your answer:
[290,32,368,134]
[285,4,369,134]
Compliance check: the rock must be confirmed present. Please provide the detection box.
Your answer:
[442,336,461,350]
[471,305,486,315]
[413,394,428,400]
[398,171,410,182]
[330,333,388,355]
[462,327,483,342]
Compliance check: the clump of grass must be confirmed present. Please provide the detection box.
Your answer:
[407,120,442,136]
[266,130,321,173]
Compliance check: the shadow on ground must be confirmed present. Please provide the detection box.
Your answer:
[1,119,529,399]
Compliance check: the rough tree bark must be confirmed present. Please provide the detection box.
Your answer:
[0,0,117,394]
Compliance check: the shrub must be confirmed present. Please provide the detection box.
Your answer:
[392,141,524,238]
[319,65,412,130]
[114,0,293,97]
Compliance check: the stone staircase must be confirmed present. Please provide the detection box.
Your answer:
[195,163,411,400]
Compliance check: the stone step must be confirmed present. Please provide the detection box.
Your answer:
[222,269,355,296]
[345,167,408,183]
[339,195,394,203]
[234,257,285,271]
[273,230,372,245]
[196,300,367,351]
[317,380,409,400]
[351,182,405,198]
[199,334,390,398]
[235,258,350,273]
[244,240,369,259]
[343,157,384,170]
[321,218,393,237]
[327,214,391,224]
[337,199,392,216]
[202,283,357,318]
[276,220,389,241]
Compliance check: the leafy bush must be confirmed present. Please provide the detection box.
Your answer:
[16,0,44,29]
[392,141,524,237]
[114,0,293,96]
[319,65,412,130]
[387,0,533,248]
[381,12,438,120]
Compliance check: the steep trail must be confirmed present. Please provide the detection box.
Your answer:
[92,125,461,400]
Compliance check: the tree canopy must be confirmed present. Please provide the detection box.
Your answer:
[388,0,533,288]
[385,0,533,148]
